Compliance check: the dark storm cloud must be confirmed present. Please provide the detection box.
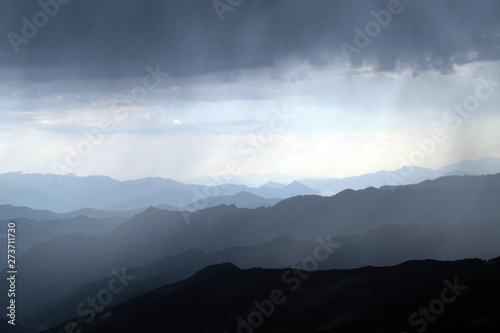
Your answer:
[1,0,499,80]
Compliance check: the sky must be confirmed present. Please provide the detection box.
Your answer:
[0,0,499,181]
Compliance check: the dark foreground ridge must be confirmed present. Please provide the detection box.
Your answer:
[44,257,500,333]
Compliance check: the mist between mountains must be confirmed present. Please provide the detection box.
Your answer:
[44,267,135,333]
[180,109,295,225]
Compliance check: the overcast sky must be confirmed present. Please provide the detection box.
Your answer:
[0,0,499,181]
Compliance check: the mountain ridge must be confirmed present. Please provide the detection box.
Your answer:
[43,257,500,333]
[2,157,499,211]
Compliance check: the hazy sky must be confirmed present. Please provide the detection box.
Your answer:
[1,0,499,181]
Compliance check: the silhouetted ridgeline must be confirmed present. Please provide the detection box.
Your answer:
[0,173,499,331]
[44,257,500,332]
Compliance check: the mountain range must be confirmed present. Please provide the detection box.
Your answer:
[43,257,500,333]
[1,158,500,332]
[1,172,499,331]
[2,157,499,212]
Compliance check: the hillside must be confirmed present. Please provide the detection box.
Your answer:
[45,257,500,333]
[4,173,500,329]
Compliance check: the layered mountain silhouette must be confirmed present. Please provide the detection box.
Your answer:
[0,215,125,258]
[0,204,143,221]
[21,218,500,330]
[44,257,500,333]
[24,237,317,329]
[1,172,498,331]
[0,173,316,212]
[302,157,500,193]
[2,157,499,211]
[1,162,500,331]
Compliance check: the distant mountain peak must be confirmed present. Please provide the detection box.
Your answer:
[262,181,286,189]
[138,206,163,216]
[279,180,319,195]
[285,180,309,189]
